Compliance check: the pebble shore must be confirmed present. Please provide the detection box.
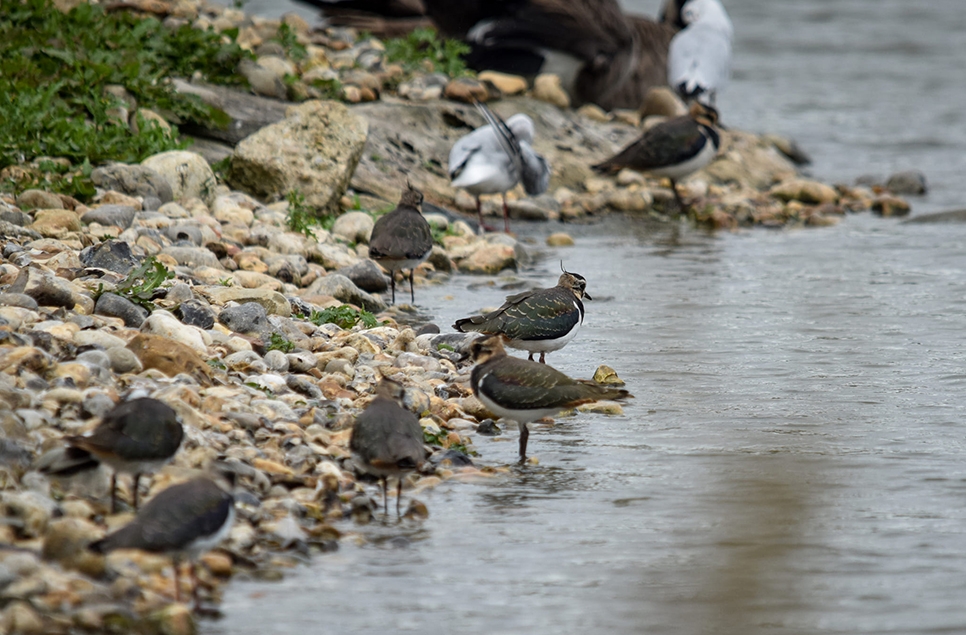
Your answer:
[0,1,928,634]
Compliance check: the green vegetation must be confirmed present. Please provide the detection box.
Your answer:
[430,222,460,246]
[98,255,175,311]
[266,332,296,353]
[0,0,251,189]
[285,189,340,238]
[3,158,96,201]
[308,305,378,330]
[244,381,276,398]
[423,427,475,456]
[273,23,307,61]
[384,27,471,77]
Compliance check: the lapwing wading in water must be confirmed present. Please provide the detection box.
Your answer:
[469,335,631,462]
[350,378,429,515]
[454,268,590,364]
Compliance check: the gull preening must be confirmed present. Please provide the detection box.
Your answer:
[448,102,550,233]
[666,0,733,105]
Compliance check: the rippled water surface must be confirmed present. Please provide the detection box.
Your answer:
[208,1,966,633]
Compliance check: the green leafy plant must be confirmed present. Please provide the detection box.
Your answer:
[308,305,378,330]
[430,222,460,246]
[101,255,175,311]
[273,23,307,61]
[266,332,295,353]
[423,427,475,456]
[285,189,342,237]
[244,381,276,398]
[0,0,248,171]
[384,27,471,77]
[286,189,319,238]
[1,158,96,201]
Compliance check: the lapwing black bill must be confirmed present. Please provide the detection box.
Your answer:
[89,471,236,611]
[469,335,631,462]
[368,185,434,305]
[454,269,590,364]
[349,378,429,515]
[40,397,184,514]
[592,101,720,212]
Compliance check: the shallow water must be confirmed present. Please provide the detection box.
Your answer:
[206,1,966,633]
[209,212,966,635]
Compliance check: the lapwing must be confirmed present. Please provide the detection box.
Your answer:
[89,471,236,611]
[469,335,631,462]
[667,0,733,106]
[453,268,590,364]
[592,101,720,211]
[449,101,550,233]
[368,185,434,305]
[349,378,428,515]
[39,397,184,514]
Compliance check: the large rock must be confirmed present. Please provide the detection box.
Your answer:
[228,100,369,214]
[197,286,291,317]
[90,164,174,202]
[304,274,386,312]
[81,204,137,230]
[331,211,374,244]
[28,209,81,237]
[140,311,208,355]
[886,170,927,195]
[7,267,76,309]
[218,302,270,336]
[770,179,839,205]
[141,150,217,204]
[80,239,140,274]
[126,333,213,384]
[94,292,148,328]
[702,129,799,190]
[335,259,389,293]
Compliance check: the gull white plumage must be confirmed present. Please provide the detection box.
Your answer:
[667,0,733,105]
[448,103,550,233]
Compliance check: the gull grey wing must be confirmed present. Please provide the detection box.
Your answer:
[519,141,550,196]
[473,101,523,180]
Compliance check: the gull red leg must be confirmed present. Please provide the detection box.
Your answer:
[502,193,511,233]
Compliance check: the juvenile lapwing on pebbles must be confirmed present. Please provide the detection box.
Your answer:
[592,101,720,211]
[448,101,550,233]
[39,397,183,514]
[469,335,631,462]
[454,268,590,364]
[368,185,434,305]
[666,0,733,106]
[89,471,237,611]
[350,378,429,515]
